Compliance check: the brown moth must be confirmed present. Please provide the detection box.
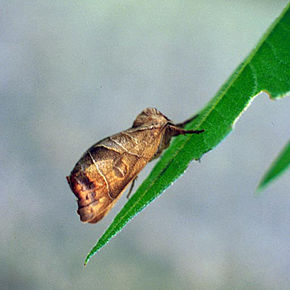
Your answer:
[66,108,204,223]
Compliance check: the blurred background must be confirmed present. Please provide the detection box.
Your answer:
[1,1,289,289]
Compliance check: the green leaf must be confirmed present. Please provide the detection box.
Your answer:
[257,140,290,192]
[85,4,290,265]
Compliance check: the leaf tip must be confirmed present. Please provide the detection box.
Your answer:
[84,256,90,267]
[254,184,264,196]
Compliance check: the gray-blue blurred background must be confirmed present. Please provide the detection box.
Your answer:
[1,1,289,289]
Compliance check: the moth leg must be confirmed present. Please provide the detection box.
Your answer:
[176,114,199,128]
[169,125,204,136]
[126,176,138,199]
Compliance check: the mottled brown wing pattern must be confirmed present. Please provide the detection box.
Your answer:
[67,127,163,223]
[67,107,204,223]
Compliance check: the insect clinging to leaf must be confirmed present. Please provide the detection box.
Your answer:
[67,107,204,223]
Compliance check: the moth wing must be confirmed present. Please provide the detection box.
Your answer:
[85,180,133,224]
[74,144,141,223]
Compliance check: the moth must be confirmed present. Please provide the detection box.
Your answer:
[67,108,204,223]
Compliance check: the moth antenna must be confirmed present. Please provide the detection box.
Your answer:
[176,114,199,128]
[169,125,204,136]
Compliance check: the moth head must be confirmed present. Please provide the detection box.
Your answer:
[132,107,170,128]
